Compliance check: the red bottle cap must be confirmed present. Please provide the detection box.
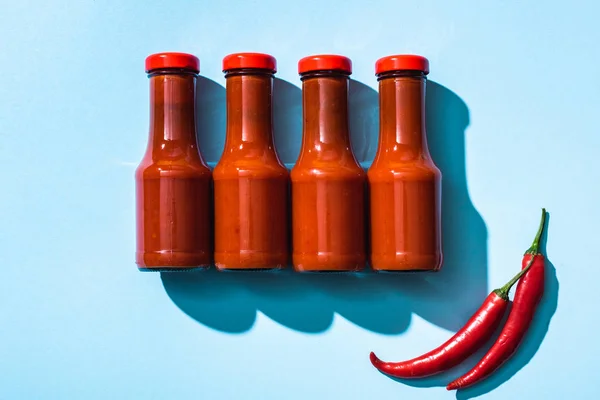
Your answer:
[145,52,200,73]
[298,55,352,74]
[375,55,429,75]
[222,53,277,73]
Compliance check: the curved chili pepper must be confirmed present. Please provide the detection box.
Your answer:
[369,213,544,380]
[370,291,507,378]
[447,208,547,390]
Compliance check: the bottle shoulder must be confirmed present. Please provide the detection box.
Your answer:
[368,159,440,182]
[291,161,366,181]
[213,156,288,179]
[135,158,211,179]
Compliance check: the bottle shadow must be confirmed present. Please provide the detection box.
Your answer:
[195,76,226,168]
[410,80,488,330]
[348,80,379,168]
[161,78,489,338]
[273,78,302,168]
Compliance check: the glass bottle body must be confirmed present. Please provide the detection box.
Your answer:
[136,70,212,270]
[291,71,366,272]
[368,71,442,272]
[213,69,289,270]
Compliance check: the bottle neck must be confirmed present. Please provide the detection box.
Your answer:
[301,73,351,150]
[377,72,429,161]
[224,71,274,150]
[148,71,198,150]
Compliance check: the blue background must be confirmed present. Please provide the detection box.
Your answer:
[1,0,597,398]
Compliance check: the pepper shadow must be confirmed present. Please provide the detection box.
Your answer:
[160,79,488,337]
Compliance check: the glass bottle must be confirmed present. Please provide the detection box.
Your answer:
[291,55,366,272]
[213,53,289,270]
[135,52,212,271]
[368,55,442,272]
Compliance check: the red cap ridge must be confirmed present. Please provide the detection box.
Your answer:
[298,54,352,74]
[223,53,277,73]
[145,52,199,73]
[375,55,429,75]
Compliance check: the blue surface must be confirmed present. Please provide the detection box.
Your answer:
[0,1,598,398]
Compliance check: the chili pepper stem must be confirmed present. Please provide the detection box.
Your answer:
[525,208,547,255]
[493,208,547,300]
[493,257,535,299]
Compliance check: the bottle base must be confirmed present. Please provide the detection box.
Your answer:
[216,266,285,273]
[136,251,213,271]
[215,251,288,271]
[372,268,439,274]
[293,252,366,273]
[370,252,442,272]
[293,269,363,274]
[138,265,211,272]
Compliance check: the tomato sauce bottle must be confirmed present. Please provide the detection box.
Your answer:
[213,53,289,270]
[368,55,442,272]
[291,55,366,272]
[135,52,212,271]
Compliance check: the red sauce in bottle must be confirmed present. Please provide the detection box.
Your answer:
[368,55,442,272]
[135,53,212,271]
[291,55,366,272]
[213,53,289,270]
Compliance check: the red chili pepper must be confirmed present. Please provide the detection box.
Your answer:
[370,290,507,378]
[447,208,547,390]
[369,209,547,380]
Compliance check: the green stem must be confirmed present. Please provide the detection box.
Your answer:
[493,208,547,300]
[494,255,536,299]
[525,208,547,255]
